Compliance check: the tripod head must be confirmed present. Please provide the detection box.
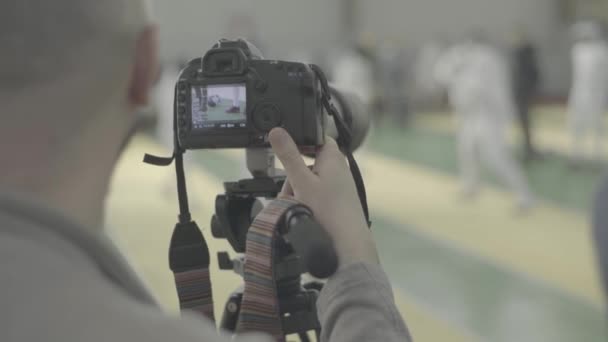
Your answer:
[211,148,338,279]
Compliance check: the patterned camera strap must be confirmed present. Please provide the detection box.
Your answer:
[174,267,215,321]
[236,198,301,342]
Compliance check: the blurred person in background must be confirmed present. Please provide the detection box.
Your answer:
[0,1,410,342]
[377,38,410,127]
[511,31,542,162]
[332,33,380,122]
[332,44,375,117]
[568,20,608,166]
[413,39,449,110]
[434,36,534,211]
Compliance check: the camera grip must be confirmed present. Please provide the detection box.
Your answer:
[285,209,339,279]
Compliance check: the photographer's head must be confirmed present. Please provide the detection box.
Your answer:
[0,0,158,229]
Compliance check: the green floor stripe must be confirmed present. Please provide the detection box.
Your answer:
[361,151,602,304]
[367,119,606,211]
[414,105,608,157]
[374,216,606,342]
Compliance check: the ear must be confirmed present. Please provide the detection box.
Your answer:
[128,25,160,108]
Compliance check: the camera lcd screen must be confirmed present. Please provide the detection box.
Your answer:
[191,84,247,129]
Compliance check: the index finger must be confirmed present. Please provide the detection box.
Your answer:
[269,128,317,190]
[313,136,347,173]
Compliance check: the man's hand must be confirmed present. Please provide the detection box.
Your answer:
[268,127,379,268]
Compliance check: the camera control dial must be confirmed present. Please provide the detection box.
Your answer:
[252,103,282,132]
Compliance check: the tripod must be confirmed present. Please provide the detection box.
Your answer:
[210,148,331,341]
[216,251,323,341]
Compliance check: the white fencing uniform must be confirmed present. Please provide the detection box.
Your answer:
[332,49,375,109]
[435,43,533,208]
[568,40,608,161]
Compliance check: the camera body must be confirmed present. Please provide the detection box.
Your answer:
[175,39,325,150]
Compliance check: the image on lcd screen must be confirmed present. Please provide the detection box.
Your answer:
[191,84,247,129]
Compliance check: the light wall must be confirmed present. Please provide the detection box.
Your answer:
[150,0,342,62]
[357,0,569,95]
[151,0,573,95]
[358,0,560,45]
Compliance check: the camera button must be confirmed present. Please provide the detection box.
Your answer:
[255,81,268,93]
[253,103,282,132]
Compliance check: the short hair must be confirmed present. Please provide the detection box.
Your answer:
[0,0,152,96]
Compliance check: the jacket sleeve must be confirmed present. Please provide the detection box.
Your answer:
[316,262,412,342]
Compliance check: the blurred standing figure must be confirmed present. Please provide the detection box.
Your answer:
[413,40,449,109]
[332,46,375,113]
[378,39,410,127]
[434,39,534,210]
[511,33,541,161]
[568,21,608,164]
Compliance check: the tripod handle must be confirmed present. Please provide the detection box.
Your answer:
[285,208,339,279]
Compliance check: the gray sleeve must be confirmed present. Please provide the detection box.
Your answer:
[317,263,412,342]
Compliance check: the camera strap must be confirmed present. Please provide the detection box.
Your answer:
[144,154,216,323]
[236,198,301,342]
[144,153,216,322]
[144,86,216,322]
[311,64,372,227]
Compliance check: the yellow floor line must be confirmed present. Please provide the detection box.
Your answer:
[361,152,603,306]
[393,291,478,342]
[216,146,603,305]
[105,135,472,341]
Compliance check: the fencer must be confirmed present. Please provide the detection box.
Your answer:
[568,22,608,164]
[434,40,534,210]
[332,47,375,110]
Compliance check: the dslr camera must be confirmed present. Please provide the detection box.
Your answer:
[175,39,327,150]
